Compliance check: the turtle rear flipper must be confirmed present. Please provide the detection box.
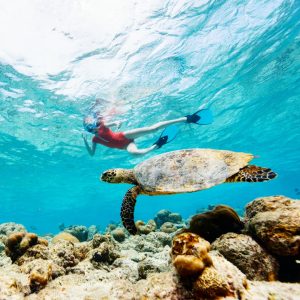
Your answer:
[225,165,277,183]
[121,186,141,235]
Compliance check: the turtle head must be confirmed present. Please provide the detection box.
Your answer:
[101,168,137,185]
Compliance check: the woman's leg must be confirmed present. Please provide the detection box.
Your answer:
[123,117,187,139]
[126,142,157,155]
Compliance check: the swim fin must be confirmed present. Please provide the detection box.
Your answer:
[186,109,213,125]
[154,125,179,148]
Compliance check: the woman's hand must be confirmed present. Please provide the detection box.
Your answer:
[115,120,122,129]
[82,133,87,140]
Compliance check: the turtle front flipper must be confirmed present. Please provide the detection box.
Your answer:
[121,186,141,235]
[225,165,277,183]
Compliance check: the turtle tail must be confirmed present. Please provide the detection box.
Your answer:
[121,186,141,235]
[225,165,277,183]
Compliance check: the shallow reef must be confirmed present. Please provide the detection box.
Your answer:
[0,195,299,299]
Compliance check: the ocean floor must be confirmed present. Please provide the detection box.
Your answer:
[0,195,299,300]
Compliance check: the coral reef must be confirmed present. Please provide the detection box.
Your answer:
[0,222,26,238]
[154,209,183,228]
[160,221,177,233]
[185,204,244,242]
[52,232,80,244]
[172,232,212,276]
[0,196,300,299]
[212,232,279,281]
[194,251,248,298]
[63,225,88,242]
[172,232,248,298]
[87,225,99,240]
[135,219,157,234]
[5,232,47,262]
[111,227,126,242]
[90,241,120,268]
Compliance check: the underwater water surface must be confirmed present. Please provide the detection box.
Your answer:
[0,0,299,234]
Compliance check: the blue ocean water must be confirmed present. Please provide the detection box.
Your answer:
[0,0,299,234]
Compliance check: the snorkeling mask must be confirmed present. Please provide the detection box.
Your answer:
[83,116,100,133]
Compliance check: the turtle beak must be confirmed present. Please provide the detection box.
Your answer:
[100,172,109,182]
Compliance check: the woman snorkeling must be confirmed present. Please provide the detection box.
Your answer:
[82,108,212,155]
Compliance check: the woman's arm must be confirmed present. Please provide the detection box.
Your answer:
[82,133,97,156]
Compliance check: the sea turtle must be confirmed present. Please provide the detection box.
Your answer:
[101,149,277,235]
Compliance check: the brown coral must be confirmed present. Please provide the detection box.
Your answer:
[111,227,126,242]
[171,232,212,276]
[171,233,248,299]
[5,232,41,262]
[194,266,232,298]
[160,222,177,233]
[186,205,244,243]
[28,261,52,292]
[51,232,80,244]
[135,220,156,234]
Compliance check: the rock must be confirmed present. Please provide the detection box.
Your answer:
[111,227,126,242]
[247,281,300,300]
[91,242,120,268]
[50,240,80,270]
[138,258,161,279]
[160,222,177,233]
[92,234,112,248]
[245,195,296,218]
[52,232,80,244]
[112,257,139,282]
[23,259,53,293]
[171,232,212,277]
[211,233,279,281]
[135,220,156,234]
[0,266,30,297]
[185,205,244,243]
[130,232,171,253]
[16,244,50,266]
[245,195,300,256]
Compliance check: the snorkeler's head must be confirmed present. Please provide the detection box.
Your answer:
[83,115,101,133]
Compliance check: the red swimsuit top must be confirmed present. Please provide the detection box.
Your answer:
[92,122,133,149]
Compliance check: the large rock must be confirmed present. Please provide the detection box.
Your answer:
[245,196,300,257]
[212,233,279,281]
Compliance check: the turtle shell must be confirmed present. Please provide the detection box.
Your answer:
[133,149,254,194]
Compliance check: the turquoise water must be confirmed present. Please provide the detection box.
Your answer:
[0,0,299,234]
